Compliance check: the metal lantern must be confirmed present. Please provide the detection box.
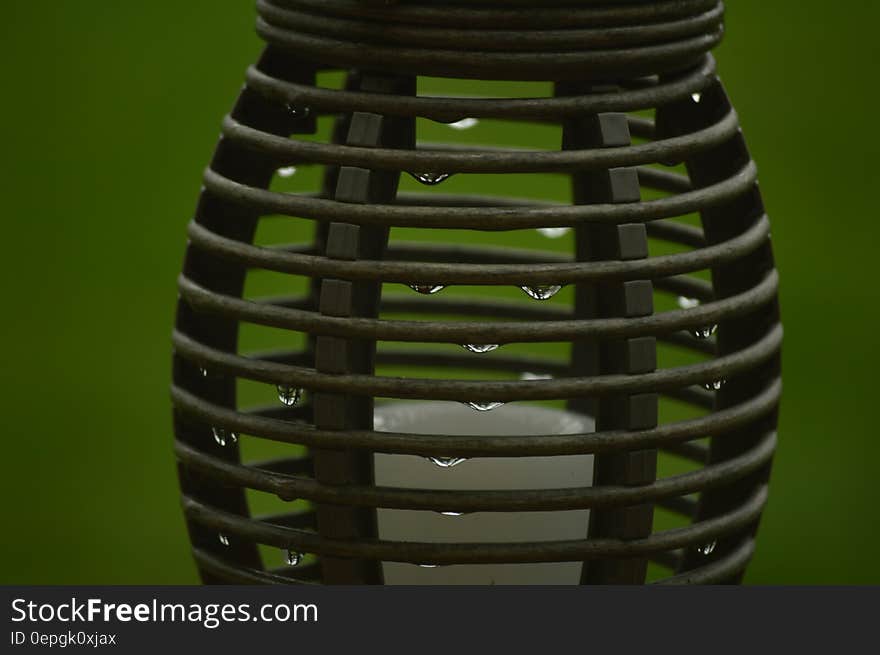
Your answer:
[172,0,781,585]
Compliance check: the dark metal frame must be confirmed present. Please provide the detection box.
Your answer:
[172,0,780,585]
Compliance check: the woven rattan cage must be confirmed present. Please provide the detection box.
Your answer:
[172,0,781,585]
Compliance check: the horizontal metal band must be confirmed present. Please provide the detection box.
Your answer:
[219,107,738,174]
[171,377,780,458]
[257,1,723,53]
[256,1,723,80]
[175,433,773,513]
[202,160,756,230]
[186,214,766,285]
[251,289,718,353]
[264,0,721,30]
[172,320,779,401]
[177,267,777,343]
[180,484,767,563]
[243,56,717,122]
[211,220,706,274]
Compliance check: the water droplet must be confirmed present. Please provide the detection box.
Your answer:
[697,541,716,555]
[418,563,438,568]
[212,427,237,447]
[409,284,445,295]
[538,227,571,239]
[439,511,465,517]
[465,401,504,412]
[704,379,725,391]
[691,92,703,103]
[693,324,718,339]
[677,296,701,310]
[520,372,553,381]
[199,366,208,378]
[427,456,467,469]
[461,344,499,354]
[409,172,451,186]
[277,166,297,178]
[448,117,479,131]
[285,549,302,566]
[277,385,302,407]
[286,104,311,118]
[218,534,230,547]
[520,285,562,301]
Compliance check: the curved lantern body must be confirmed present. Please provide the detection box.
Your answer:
[172,0,781,585]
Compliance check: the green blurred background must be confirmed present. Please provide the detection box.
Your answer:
[1,1,877,584]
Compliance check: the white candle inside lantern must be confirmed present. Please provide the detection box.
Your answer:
[374,402,594,584]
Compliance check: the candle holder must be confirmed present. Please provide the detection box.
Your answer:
[172,0,781,585]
